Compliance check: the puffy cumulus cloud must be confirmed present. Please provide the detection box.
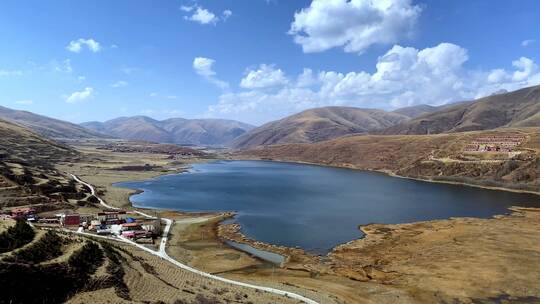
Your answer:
[182,5,231,25]
[476,57,540,98]
[240,64,289,89]
[65,87,94,103]
[193,57,216,77]
[66,38,102,53]
[207,43,540,124]
[289,0,421,54]
[193,57,229,89]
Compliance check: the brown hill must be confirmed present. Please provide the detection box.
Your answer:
[0,118,80,208]
[392,104,438,118]
[0,105,109,139]
[232,106,409,149]
[384,85,540,135]
[237,128,540,192]
[81,116,254,146]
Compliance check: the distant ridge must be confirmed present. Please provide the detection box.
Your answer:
[81,116,254,146]
[392,104,438,118]
[0,105,109,139]
[383,85,540,135]
[232,106,409,149]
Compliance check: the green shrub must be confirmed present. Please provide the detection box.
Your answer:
[5,230,64,264]
[68,242,103,274]
[0,220,35,253]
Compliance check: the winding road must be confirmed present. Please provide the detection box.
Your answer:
[70,174,319,304]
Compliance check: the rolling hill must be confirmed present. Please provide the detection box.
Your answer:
[383,85,540,135]
[237,128,540,192]
[81,116,254,146]
[231,106,409,149]
[0,118,80,208]
[0,105,109,139]
[392,104,438,118]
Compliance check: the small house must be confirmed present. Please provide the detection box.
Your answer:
[97,211,127,224]
[61,214,81,227]
[121,222,142,231]
[10,207,36,219]
[79,214,95,225]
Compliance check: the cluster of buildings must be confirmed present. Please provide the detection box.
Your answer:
[463,135,526,153]
[0,207,37,221]
[1,207,156,242]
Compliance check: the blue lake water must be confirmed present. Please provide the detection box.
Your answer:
[116,160,540,254]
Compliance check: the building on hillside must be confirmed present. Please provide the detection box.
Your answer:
[97,210,127,224]
[463,135,526,153]
[79,214,95,224]
[61,214,81,227]
[10,207,36,219]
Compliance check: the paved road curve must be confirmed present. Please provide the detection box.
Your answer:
[70,174,319,304]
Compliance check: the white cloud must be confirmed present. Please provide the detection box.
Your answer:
[65,87,94,103]
[522,39,535,47]
[207,43,540,124]
[187,7,218,24]
[222,10,233,20]
[111,80,128,88]
[66,38,102,53]
[512,57,538,81]
[180,5,194,12]
[240,64,289,89]
[289,0,422,54]
[193,57,229,89]
[182,5,232,25]
[15,100,33,105]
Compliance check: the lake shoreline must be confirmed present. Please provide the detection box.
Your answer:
[232,157,540,196]
[90,155,540,303]
[113,159,540,269]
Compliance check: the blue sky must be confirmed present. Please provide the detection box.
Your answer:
[0,0,539,126]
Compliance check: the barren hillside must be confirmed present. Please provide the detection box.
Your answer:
[384,85,540,135]
[232,106,409,149]
[82,116,254,146]
[0,119,84,208]
[237,127,540,192]
[0,105,108,140]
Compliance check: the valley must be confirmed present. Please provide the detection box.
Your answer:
[2,85,540,304]
[3,2,540,303]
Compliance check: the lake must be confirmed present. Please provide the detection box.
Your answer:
[116,160,540,254]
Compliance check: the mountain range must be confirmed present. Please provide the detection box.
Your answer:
[232,107,411,149]
[1,84,539,148]
[81,116,254,146]
[0,105,108,139]
[383,85,540,135]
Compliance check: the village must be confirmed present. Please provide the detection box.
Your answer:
[0,206,161,243]
[463,134,526,153]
